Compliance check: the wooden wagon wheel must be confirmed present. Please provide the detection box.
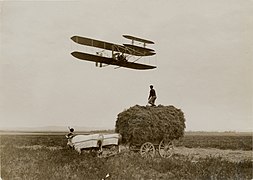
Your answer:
[140,142,155,158]
[158,139,174,158]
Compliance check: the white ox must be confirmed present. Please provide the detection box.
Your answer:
[66,133,121,154]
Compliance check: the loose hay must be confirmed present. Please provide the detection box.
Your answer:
[115,105,186,145]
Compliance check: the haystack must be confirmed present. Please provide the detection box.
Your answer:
[115,105,186,144]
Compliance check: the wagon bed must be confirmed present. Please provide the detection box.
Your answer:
[66,133,121,157]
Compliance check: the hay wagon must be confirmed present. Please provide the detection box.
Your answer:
[66,133,121,157]
[128,138,174,158]
[116,105,186,159]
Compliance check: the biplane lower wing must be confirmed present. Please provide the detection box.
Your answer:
[71,51,156,70]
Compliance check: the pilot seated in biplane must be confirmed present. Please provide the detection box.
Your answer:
[113,53,127,62]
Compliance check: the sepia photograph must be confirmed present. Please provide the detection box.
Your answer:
[0,0,252,179]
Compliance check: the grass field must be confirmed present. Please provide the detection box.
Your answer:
[176,132,252,151]
[1,132,252,180]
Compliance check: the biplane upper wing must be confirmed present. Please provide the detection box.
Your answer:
[71,36,123,52]
[71,36,155,56]
[71,51,156,70]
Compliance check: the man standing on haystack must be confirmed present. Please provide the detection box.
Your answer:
[148,85,157,106]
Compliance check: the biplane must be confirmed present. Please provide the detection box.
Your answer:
[70,35,156,70]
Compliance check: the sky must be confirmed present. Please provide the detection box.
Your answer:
[0,0,252,131]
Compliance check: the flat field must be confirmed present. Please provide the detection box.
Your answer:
[1,132,252,180]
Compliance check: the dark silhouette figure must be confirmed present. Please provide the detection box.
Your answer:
[148,85,157,106]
